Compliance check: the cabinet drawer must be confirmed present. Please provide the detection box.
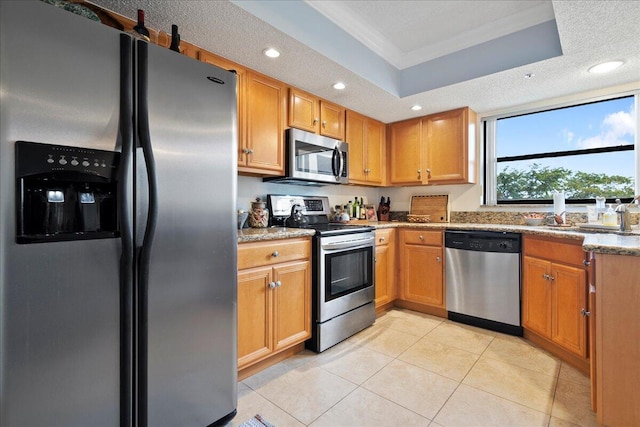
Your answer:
[375,229,394,246]
[238,238,311,270]
[524,236,585,267]
[401,229,442,246]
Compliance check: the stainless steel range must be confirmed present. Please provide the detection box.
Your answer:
[267,195,376,352]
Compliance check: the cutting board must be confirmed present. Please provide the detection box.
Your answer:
[409,195,449,222]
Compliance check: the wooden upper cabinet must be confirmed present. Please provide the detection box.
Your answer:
[388,107,477,186]
[319,100,345,140]
[389,118,422,185]
[288,87,345,140]
[243,72,287,175]
[423,107,476,184]
[288,88,317,132]
[346,110,386,186]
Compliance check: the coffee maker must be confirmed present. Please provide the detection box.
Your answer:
[15,141,119,244]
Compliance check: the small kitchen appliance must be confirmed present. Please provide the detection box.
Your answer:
[263,129,348,186]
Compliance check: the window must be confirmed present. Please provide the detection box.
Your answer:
[484,93,638,205]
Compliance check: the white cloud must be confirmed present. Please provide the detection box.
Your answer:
[575,108,635,149]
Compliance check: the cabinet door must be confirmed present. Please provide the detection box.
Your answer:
[551,263,587,357]
[389,118,423,185]
[244,72,286,174]
[346,110,367,183]
[319,100,345,140]
[375,229,395,309]
[237,267,273,369]
[198,51,246,167]
[522,256,552,338]
[365,118,386,185]
[288,88,318,132]
[423,108,467,184]
[401,244,443,307]
[272,260,311,351]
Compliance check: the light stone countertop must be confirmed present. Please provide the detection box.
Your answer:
[238,221,640,256]
[237,227,316,242]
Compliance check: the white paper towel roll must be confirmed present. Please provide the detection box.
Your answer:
[553,191,566,224]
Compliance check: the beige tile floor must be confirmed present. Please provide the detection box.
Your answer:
[227,308,597,427]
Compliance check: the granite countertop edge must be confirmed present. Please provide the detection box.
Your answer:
[238,222,640,256]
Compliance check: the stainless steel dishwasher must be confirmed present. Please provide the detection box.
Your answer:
[445,230,522,336]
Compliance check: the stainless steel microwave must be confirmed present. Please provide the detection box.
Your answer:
[264,128,348,186]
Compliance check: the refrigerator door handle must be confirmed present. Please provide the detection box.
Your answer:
[118,33,134,427]
[136,39,158,427]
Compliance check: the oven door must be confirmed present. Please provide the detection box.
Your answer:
[317,232,374,322]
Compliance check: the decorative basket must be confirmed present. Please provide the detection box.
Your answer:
[407,214,431,223]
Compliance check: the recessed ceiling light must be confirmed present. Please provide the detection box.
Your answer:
[411,105,422,111]
[333,82,346,90]
[263,48,280,58]
[588,61,624,74]
[524,73,535,79]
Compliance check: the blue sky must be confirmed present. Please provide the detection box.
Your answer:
[496,96,636,178]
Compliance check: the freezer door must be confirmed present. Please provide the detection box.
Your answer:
[137,41,238,426]
[0,2,126,427]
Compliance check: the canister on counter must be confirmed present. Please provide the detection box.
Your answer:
[248,197,269,228]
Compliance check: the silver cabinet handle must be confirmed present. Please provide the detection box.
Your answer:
[322,120,327,128]
[583,259,591,267]
[269,281,276,289]
[276,280,282,287]
[542,273,548,280]
[419,235,424,240]
[248,149,254,154]
[313,118,318,125]
[379,237,385,242]
[417,169,421,179]
[581,308,591,317]
[242,148,250,154]
[436,256,441,262]
[548,275,555,281]
[272,251,279,257]
[426,168,431,178]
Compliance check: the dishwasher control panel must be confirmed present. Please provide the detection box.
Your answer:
[445,230,521,253]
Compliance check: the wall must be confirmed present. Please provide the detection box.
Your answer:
[237,176,483,214]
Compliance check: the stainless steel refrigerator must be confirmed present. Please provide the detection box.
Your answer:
[0,2,238,426]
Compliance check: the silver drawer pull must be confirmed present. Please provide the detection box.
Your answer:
[272,251,279,257]
[269,281,276,289]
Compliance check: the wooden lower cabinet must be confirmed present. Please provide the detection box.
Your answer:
[237,238,311,371]
[595,253,640,426]
[398,229,444,314]
[522,236,589,370]
[374,229,395,312]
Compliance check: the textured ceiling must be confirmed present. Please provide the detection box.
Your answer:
[89,0,640,123]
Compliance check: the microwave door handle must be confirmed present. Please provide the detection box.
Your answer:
[332,146,343,178]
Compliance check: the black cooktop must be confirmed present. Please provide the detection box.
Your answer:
[301,222,374,236]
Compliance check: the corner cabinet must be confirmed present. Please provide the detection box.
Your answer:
[397,229,445,316]
[522,235,589,370]
[388,107,477,186]
[288,87,345,140]
[346,110,386,185]
[237,238,312,371]
[374,228,396,313]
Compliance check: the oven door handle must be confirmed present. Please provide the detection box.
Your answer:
[321,238,374,251]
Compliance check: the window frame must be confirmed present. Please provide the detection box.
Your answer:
[483,90,639,206]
